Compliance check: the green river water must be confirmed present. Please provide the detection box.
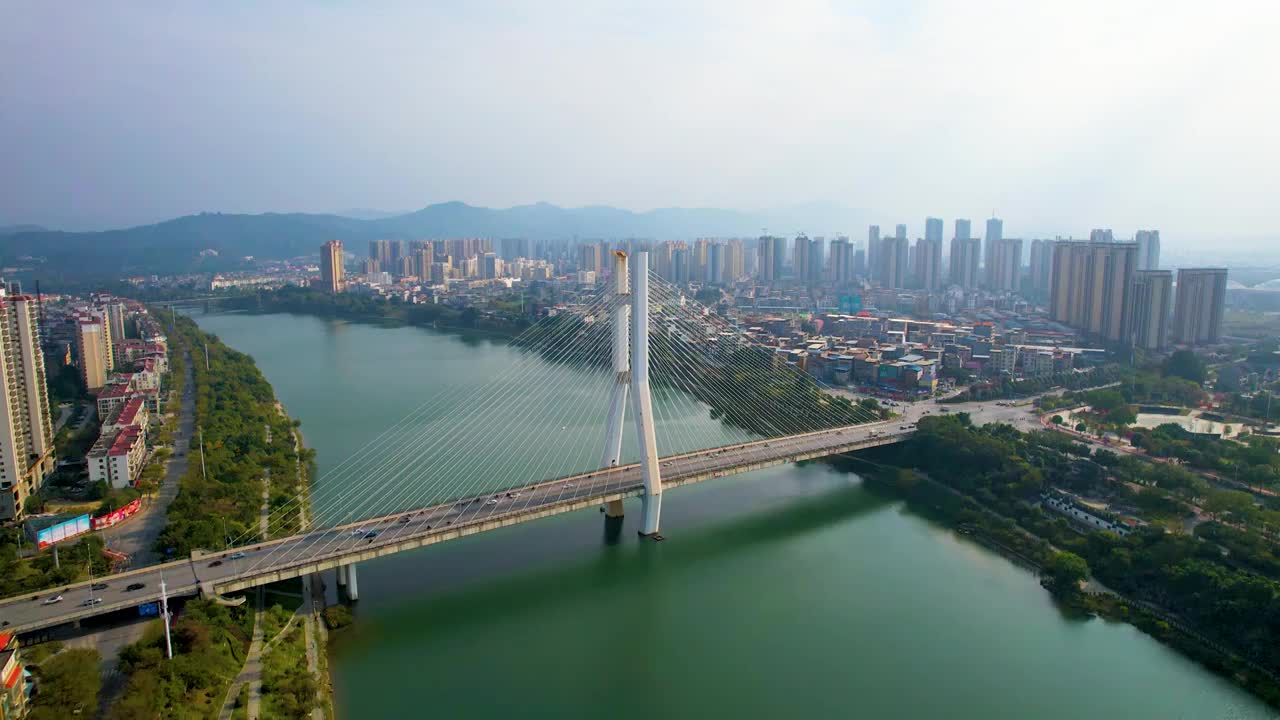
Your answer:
[188,308,1276,719]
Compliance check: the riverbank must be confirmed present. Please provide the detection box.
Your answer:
[853,417,1280,709]
[102,313,332,718]
[220,285,528,339]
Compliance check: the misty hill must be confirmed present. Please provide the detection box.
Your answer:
[0,202,860,282]
[0,224,46,236]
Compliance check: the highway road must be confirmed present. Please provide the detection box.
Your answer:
[0,415,923,633]
[0,395,1056,634]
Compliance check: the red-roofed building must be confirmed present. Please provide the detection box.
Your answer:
[88,425,147,489]
[95,382,133,418]
[101,396,148,436]
[0,632,28,720]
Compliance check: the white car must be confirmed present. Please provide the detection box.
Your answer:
[43,595,63,605]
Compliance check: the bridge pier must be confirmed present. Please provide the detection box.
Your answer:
[347,563,360,601]
[336,564,348,587]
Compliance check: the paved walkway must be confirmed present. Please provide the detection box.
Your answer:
[219,588,267,720]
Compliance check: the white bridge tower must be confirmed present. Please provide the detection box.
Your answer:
[599,250,663,538]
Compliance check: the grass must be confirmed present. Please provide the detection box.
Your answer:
[260,622,317,720]
[261,603,293,642]
[22,640,64,665]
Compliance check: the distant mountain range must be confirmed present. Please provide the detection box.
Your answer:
[0,201,866,283]
[0,224,46,236]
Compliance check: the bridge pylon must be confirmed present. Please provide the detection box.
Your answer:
[600,251,630,519]
[629,251,663,538]
[597,250,663,537]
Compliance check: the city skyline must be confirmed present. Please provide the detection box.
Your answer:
[3,2,1278,246]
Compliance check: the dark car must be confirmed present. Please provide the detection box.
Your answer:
[90,583,108,591]
[363,530,379,539]
[208,560,223,567]
[126,583,145,592]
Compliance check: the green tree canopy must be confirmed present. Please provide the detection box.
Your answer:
[29,648,102,720]
[1163,350,1207,384]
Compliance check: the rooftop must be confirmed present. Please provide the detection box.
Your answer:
[108,426,143,456]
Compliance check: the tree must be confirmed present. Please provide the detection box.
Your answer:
[1163,350,1206,384]
[1051,414,1064,425]
[1044,551,1089,595]
[29,648,101,719]
[1203,489,1254,521]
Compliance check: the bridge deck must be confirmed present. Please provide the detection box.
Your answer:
[0,421,912,633]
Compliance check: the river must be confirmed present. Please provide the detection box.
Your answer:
[187,308,1276,719]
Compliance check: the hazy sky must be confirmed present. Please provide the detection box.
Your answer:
[2,1,1278,240]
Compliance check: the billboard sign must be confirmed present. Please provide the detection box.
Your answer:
[92,498,142,530]
[35,514,92,549]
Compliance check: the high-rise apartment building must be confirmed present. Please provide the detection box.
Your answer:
[369,239,393,271]
[77,315,113,393]
[724,239,745,281]
[1089,228,1115,244]
[1135,230,1160,271]
[1130,270,1172,351]
[867,225,881,282]
[772,235,787,283]
[808,237,825,283]
[925,217,944,244]
[915,237,943,290]
[577,243,603,273]
[879,236,910,289]
[0,295,55,521]
[756,236,779,282]
[1172,268,1228,345]
[792,235,810,282]
[954,219,971,244]
[830,237,852,284]
[983,217,1003,269]
[1049,240,1138,343]
[105,303,127,364]
[894,224,907,241]
[671,243,690,284]
[321,240,345,293]
[1028,239,1054,297]
[499,238,530,262]
[706,243,723,284]
[414,244,433,279]
[481,252,501,279]
[985,238,1023,291]
[390,240,409,271]
[949,237,981,288]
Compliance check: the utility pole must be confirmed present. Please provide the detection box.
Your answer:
[199,428,207,483]
[203,342,209,370]
[53,544,59,569]
[160,571,173,659]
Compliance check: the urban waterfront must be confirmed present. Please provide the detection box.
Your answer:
[188,308,1276,719]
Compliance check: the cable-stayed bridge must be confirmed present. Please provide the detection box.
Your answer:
[0,252,926,633]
